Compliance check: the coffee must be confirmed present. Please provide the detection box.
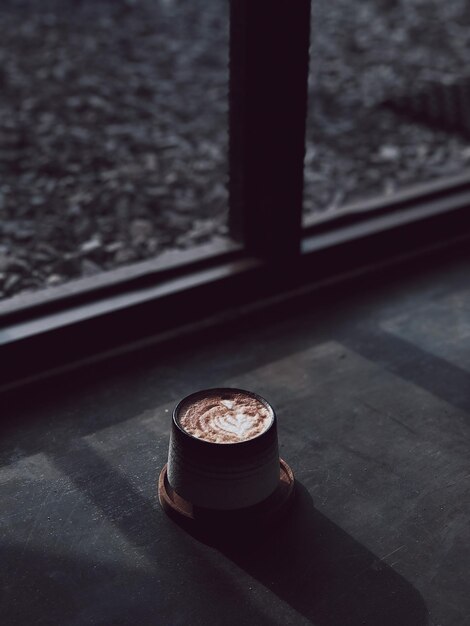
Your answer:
[178,390,273,444]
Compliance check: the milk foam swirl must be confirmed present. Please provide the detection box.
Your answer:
[178,392,272,444]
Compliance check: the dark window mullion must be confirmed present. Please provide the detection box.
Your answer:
[228,0,311,260]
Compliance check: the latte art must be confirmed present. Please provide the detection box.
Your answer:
[178,391,272,444]
[212,412,252,437]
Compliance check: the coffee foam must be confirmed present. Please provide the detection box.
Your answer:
[178,391,272,444]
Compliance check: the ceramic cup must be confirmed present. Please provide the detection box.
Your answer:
[166,388,281,510]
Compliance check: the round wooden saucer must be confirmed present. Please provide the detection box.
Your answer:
[158,458,295,531]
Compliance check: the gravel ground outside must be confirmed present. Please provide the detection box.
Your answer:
[1,0,470,300]
[304,0,470,211]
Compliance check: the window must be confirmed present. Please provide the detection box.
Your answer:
[1,0,469,389]
[304,0,470,224]
[0,0,230,302]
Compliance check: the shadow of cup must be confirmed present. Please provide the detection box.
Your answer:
[185,482,428,626]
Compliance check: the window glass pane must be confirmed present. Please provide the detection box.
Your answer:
[303,0,470,220]
[0,0,229,301]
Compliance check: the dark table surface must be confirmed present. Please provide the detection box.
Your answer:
[1,247,470,626]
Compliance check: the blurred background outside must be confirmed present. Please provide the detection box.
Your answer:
[1,0,470,301]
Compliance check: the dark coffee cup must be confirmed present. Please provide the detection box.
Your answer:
[166,388,281,510]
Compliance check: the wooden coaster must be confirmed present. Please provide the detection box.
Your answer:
[158,458,295,530]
